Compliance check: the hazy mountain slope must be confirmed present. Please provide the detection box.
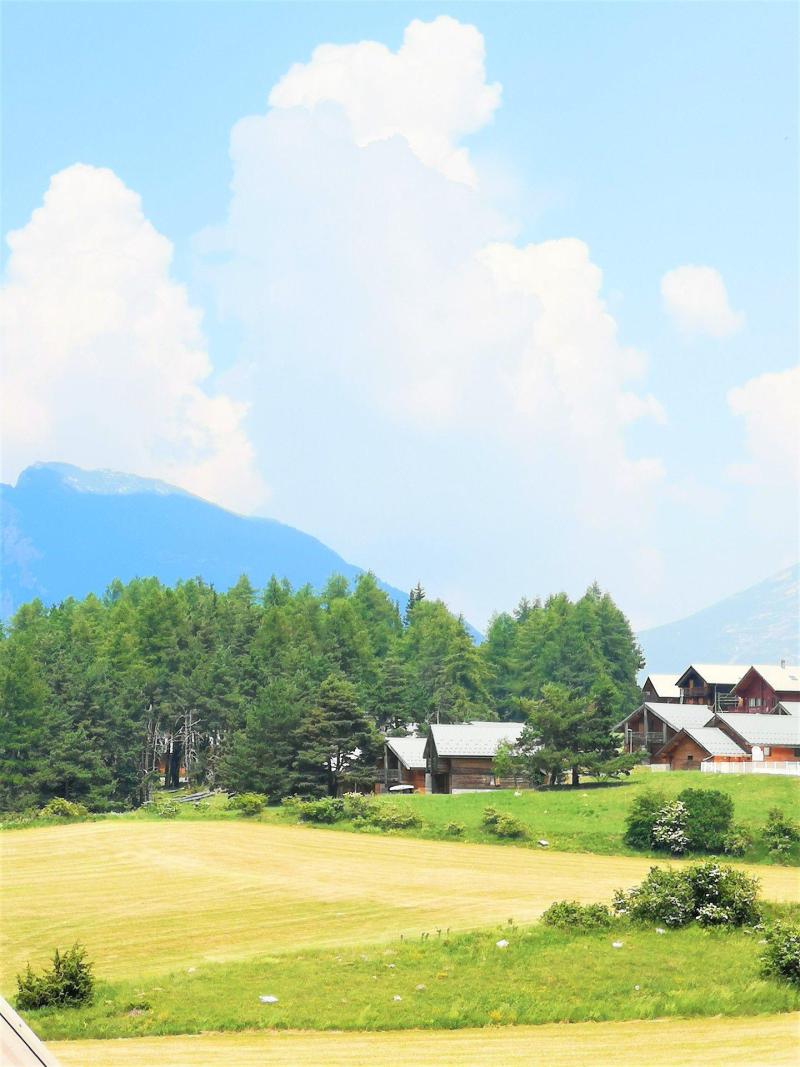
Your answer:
[638,564,800,674]
[0,463,410,619]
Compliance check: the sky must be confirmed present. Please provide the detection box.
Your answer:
[1,2,798,632]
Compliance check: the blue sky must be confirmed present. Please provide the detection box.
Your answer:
[2,2,797,631]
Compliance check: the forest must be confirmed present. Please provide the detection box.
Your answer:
[0,573,643,810]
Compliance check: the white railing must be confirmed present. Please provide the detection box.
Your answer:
[701,761,800,777]
[649,764,671,773]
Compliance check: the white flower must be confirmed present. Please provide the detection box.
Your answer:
[612,941,624,949]
[496,939,509,949]
[259,995,279,1004]
[393,995,403,1002]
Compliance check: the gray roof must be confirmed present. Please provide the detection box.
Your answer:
[615,702,712,732]
[737,664,800,694]
[680,726,748,757]
[676,664,749,687]
[715,713,800,747]
[643,674,680,700]
[427,721,526,758]
[777,701,800,717]
[385,735,427,770]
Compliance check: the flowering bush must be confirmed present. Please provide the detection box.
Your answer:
[679,789,734,852]
[613,861,761,928]
[722,824,752,857]
[651,800,689,854]
[623,790,665,849]
[760,922,800,985]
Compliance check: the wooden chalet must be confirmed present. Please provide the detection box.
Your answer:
[652,725,748,770]
[709,711,800,763]
[615,702,712,757]
[732,663,800,712]
[424,721,526,794]
[674,664,748,708]
[641,674,680,703]
[378,736,427,794]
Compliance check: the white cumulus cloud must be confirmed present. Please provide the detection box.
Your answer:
[660,264,744,337]
[268,15,501,187]
[727,365,800,486]
[0,164,266,512]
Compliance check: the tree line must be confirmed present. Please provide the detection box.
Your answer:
[0,573,643,810]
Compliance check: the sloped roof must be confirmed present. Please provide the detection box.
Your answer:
[777,701,800,717]
[682,726,748,757]
[385,735,427,770]
[736,664,800,694]
[614,702,713,732]
[676,664,749,687]
[1,995,64,1066]
[427,721,526,758]
[642,674,680,700]
[716,713,800,747]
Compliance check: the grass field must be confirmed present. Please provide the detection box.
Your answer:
[281,770,800,862]
[49,1013,800,1067]
[27,913,800,1040]
[3,819,798,994]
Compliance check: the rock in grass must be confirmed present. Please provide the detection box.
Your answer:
[259,995,279,1004]
[496,939,509,949]
[537,840,549,847]
[393,995,402,1002]
[612,941,624,949]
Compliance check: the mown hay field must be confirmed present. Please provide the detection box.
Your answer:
[2,820,798,990]
[50,1013,800,1067]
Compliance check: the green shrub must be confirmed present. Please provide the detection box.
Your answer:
[613,861,761,928]
[155,800,180,819]
[372,806,421,830]
[623,790,664,849]
[38,798,89,821]
[760,921,800,985]
[482,807,500,829]
[764,808,800,861]
[651,800,689,854]
[679,788,734,852]
[445,821,465,836]
[542,900,613,930]
[341,792,376,821]
[227,792,266,817]
[722,824,753,857]
[16,944,94,1010]
[487,812,527,839]
[296,797,345,823]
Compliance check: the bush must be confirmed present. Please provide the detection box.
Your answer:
[679,789,734,852]
[372,805,421,830]
[760,922,800,985]
[155,800,180,819]
[482,807,500,829]
[445,821,465,836]
[542,900,613,931]
[38,798,89,821]
[341,792,376,821]
[722,824,753,857]
[227,792,267,817]
[651,800,689,855]
[623,790,664,849]
[296,797,345,823]
[16,944,94,1010]
[613,861,761,928]
[487,812,527,839]
[764,808,800,861]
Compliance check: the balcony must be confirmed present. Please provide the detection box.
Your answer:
[627,731,670,754]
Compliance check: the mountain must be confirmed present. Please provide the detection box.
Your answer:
[0,462,413,620]
[638,564,800,674]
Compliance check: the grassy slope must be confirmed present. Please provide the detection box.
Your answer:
[28,915,800,1041]
[2,820,798,992]
[49,1013,800,1067]
[289,770,800,861]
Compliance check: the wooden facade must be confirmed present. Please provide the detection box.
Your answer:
[733,665,800,713]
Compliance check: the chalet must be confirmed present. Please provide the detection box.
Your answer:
[615,702,711,756]
[424,721,526,794]
[711,712,800,763]
[675,664,748,708]
[652,726,748,770]
[732,664,800,712]
[378,736,427,794]
[641,674,680,703]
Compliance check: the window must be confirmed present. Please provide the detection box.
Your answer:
[763,746,771,757]
[686,754,694,761]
